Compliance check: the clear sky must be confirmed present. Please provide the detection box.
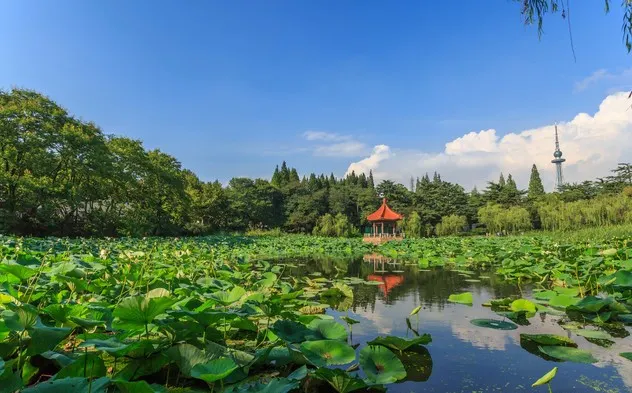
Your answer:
[2,1,631,189]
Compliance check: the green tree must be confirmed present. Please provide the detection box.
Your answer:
[435,214,468,236]
[403,211,422,238]
[528,164,545,199]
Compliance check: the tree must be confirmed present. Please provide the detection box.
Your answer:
[403,211,422,238]
[528,164,545,198]
[517,1,632,54]
[435,214,468,236]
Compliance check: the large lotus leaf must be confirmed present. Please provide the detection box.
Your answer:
[166,343,207,376]
[397,345,433,382]
[489,297,513,307]
[0,359,4,375]
[191,357,238,383]
[534,290,557,300]
[271,320,310,343]
[532,367,557,387]
[254,346,292,367]
[299,340,355,366]
[621,352,632,361]
[205,341,255,366]
[549,295,579,308]
[600,270,632,289]
[40,351,74,367]
[2,305,38,331]
[617,314,632,323]
[54,354,107,379]
[114,353,169,381]
[209,286,246,306]
[287,365,307,381]
[520,334,576,347]
[568,296,612,313]
[26,322,72,355]
[223,377,299,393]
[313,368,368,393]
[511,299,537,313]
[307,319,347,341]
[359,345,407,385]
[113,290,175,330]
[538,346,597,363]
[553,287,580,296]
[0,264,36,281]
[574,329,613,340]
[112,380,156,393]
[79,338,130,357]
[448,292,473,305]
[367,334,432,352]
[0,367,23,393]
[21,377,110,393]
[470,319,517,330]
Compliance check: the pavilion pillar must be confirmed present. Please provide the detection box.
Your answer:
[381,222,384,237]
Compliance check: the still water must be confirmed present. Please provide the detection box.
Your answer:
[287,255,632,393]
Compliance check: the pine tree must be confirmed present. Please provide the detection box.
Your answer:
[498,173,506,188]
[506,174,517,191]
[368,170,375,189]
[271,165,281,187]
[528,164,545,198]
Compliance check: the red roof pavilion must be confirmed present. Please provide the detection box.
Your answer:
[367,198,402,237]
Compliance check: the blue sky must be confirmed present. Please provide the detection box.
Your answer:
[2,1,631,187]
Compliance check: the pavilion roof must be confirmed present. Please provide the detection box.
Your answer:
[367,198,403,221]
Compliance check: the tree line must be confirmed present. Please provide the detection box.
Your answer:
[1,88,631,237]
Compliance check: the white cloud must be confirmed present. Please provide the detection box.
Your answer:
[574,68,632,92]
[303,131,367,157]
[346,92,632,191]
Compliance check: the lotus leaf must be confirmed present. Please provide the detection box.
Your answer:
[532,367,557,387]
[113,289,175,330]
[359,345,407,385]
[208,286,246,306]
[448,292,473,305]
[568,296,612,313]
[271,320,310,343]
[549,295,579,308]
[21,377,111,393]
[367,334,432,352]
[510,299,537,313]
[538,346,597,363]
[299,339,355,366]
[191,357,239,383]
[307,319,347,341]
[313,368,368,393]
[520,334,576,347]
[409,305,422,316]
[54,354,107,379]
[112,380,156,393]
[470,319,517,330]
[621,352,632,361]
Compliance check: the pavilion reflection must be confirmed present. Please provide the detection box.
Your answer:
[363,254,405,298]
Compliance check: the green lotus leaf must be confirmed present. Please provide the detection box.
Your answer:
[191,357,238,383]
[313,367,368,393]
[209,286,246,306]
[53,354,107,379]
[341,316,360,325]
[223,377,299,393]
[113,290,175,330]
[270,320,310,343]
[114,353,169,381]
[307,319,347,341]
[166,343,208,376]
[538,346,597,363]
[574,329,612,340]
[0,264,36,282]
[601,270,632,289]
[520,334,576,347]
[2,305,38,331]
[553,287,580,296]
[489,297,513,307]
[367,334,432,352]
[299,339,355,366]
[26,321,72,355]
[21,377,111,393]
[470,319,517,330]
[534,290,557,300]
[510,299,537,313]
[532,367,557,387]
[549,295,579,308]
[79,338,130,356]
[567,296,612,313]
[621,352,632,361]
[448,292,473,305]
[287,365,308,381]
[617,314,632,323]
[359,345,407,385]
[112,380,156,393]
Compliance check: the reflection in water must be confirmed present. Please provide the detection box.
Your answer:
[287,255,632,393]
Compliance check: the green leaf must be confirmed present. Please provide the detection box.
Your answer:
[79,338,131,357]
[287,365,307,381]
[271,320,310,343]
[54,354,107,379]
[620,352,632,361]
[510,299,537,313]
[0,264,36,281]
[359,345,407,385]
[307,319,347,341]
[520,334,576,347]
[538,346,597,363]
[165,343,207,377]
[448,292,473,305]
[574,329,612,340]
[470,319,517,330]
[313,368,368,393]
[532,367,557,387]
[2,306,38,331]
[549,295,579,308]
[409,306,422,316]
[112,380,157,393]
[22,377,111,393]
[113,290,175,330]
[26,322,72,355]
[208,286,246,306]
[191,357,238,383]
[299,340,355,367]
[568,296,612,313]
[367,334,432,352]
[341,316,360,325]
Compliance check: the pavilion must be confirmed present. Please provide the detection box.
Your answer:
[364,198,403,243]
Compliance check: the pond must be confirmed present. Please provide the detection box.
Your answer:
[287,254,632,393]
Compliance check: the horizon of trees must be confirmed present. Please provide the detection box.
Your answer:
[2,88,632,237]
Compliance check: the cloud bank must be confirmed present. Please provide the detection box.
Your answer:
[303,131,368,157]
[346,92,632,191]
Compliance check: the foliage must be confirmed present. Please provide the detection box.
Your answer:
[312,213,358,238]
[435,214,467,236]
[478,204,532,234]
[528,164,545,199]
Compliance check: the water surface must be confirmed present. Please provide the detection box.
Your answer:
[287,255,632,393]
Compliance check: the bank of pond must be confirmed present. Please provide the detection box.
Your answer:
[0,234,630,392]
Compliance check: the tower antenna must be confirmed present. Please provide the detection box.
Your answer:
[551,123,566,191]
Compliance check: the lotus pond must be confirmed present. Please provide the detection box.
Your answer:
[0,235,631,392]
